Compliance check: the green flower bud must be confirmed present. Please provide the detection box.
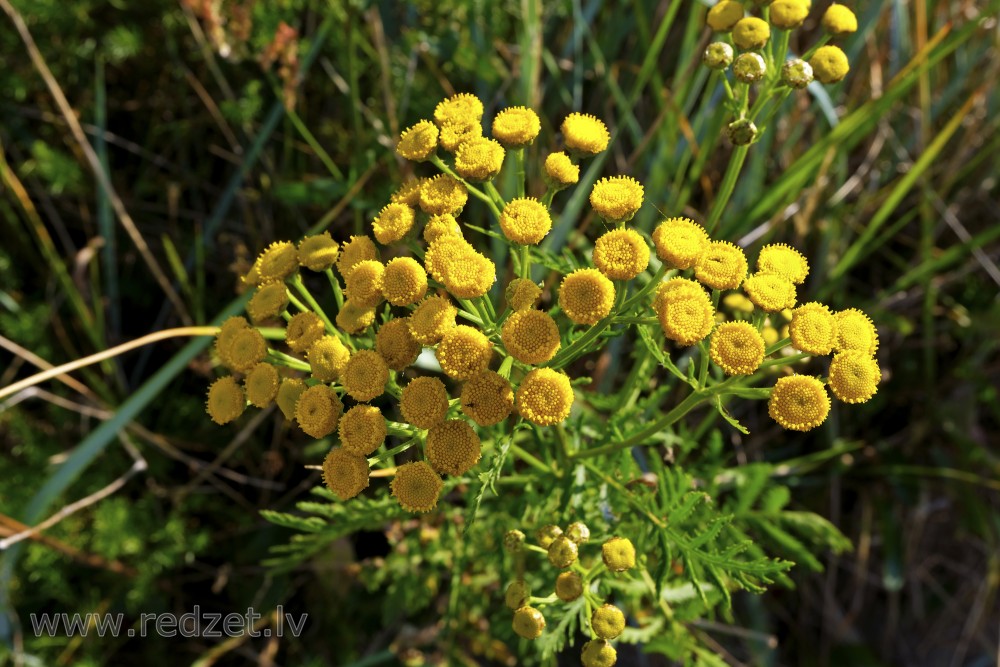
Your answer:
[591,604,626,640]
[512,606,546,639]
[726,119,758,146]
[503,529,526,553]
[733,53,767,83]
[581,639,618,667]
[601,536,637,572]
[565,521,591,544]
[703,42,734,70]
[535,524,563,549]
[505,580,530,609]
[555,572,583,601]
[547,535,579,569]
[782,58,814,89]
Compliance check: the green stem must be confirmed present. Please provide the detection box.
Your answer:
[540,188,556,209]
[286,107,343,180]
[268,349,311,371]
[324,267,344,309]
[765,336,791,355]
[510,442,555,476]
[518,244,531,279]
[514,147,526,198]
[548,282,627,369]
[759,352,810,369]
[704,144,749,234]
[368,438,418,467]
[621,264,669,311]
[289,274,354,350]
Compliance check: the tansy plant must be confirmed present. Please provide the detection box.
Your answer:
[209,26,876,662]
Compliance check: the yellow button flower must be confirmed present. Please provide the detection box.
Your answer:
[218,321,268,372]
[555,572,583,602]
[336,235,379,278]
[512,607,546,640]
[652,217,709,269]
[206,375,246,425]
[344,259,385,308]
[543,151,580,190]
[322,447,370,500]
[593,228,650,280]
[409,295,458,345]
[591,604,625,640]
[371,202,416,245]
[581,640,617,667]
[255,241,298,283]
[561,112,610,155]
[295,384,344,438]
[810,45,850,83]
[442,251,496,299]
[342,350,389,402]
[790,302,837,354]
[501,309,561,365]
[419,174,468,215]
[424,235,476,283]
[338,404,387,456]
[438,119,483,153]
[516,368,573,426]
[433,93,484,127]
[436,325,492,380]
[460,370,514,426]
[423,214,461,243]
[426,419,482,476]
[710,321,766,375]
[602,536,636,572]
[247,283,289,324]
[653,278,715,346]
[706,0,744,31]
[244,363,279,408]
[390,177,427,207]
[694,240,748,290]
[723,292,755,314]
[297,232,339,272]
[276,377,306,421]
[559,268,616,325]
[307,335,351,382]
[454,137,505,182]
[391,460,444,513]
[757,243,809,284]
[505,278,542,311]
[396,119,438,161]
[375,317,421,371]
[743,273,797,312]
[733,17,771,50]
[768,375,830,431]
[382,257,428,306]
[823,3,858,35]
[828,350,880,404]
[833,308,878,356]
[492,106,541,147]
[500,198,552,245]
[589,176,644,223]
[770,0,810,30]
[400,376,450,429]
[335,299,376,335]
[286,311,325,353]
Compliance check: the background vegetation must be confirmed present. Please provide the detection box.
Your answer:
[1,0,998,665]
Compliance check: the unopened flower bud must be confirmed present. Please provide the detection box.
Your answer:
[727,118,758,146]
[535,524,563,549]
[782,58,814,89]
[703,42,734,70]
[503,529,526,553]
[733,53,767,83]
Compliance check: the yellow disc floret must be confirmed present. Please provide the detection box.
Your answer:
[424,235,476,283]
[409,295,457,345]
[454,137,505,182]
[501,309,561,365]
[419,174,468,215]
[506,278,542,311]
[828,350,880,404]
[338,404,387,456]
[500,198,552,245]
[653,278,715,346]
[436,325,492,380]
[743,273,797,312]
[768,375,831,431]
[375,317,421,371]
[342,350,389,402]
[371,202,416,245]
[555,572,583,602]
[438,119,482,153]
[710,321,766,375]
[757,243,809,284]
[297,232,339,271]
[442,251,496,299]
[602,536,636,572]
[256,241,298,283]
[516,368,573,426]
[652,217,709,269]
[591,605,626,640]
[344,259,385,308]
[423,214,461,243]
[295,384,344,438]
[770,0,810,29]
[559,268,616,325]
[206,376,246,425]
[433,93,484,128]
[307,335,351,382]
[460,370,514,427]
[286,311,326,354]
[218,323,268,372]
[694,240,748,290]
[810,45,850,83]
[336,299,376,335]
[336,235,379,278]
[789,302,838,355]
[543,151,580,188]
[833,308,878,356]
[492,106,541,147]
[561,113,610,155]
[391,461,444,513]
[391,177,427,207]
[382,257,428,306]
[396,120,439,161]
[322,448,370,500]
[732,17,771,50]
[276,377,306,420]
[426,419,482,476]
[400,376,449,430]
[706,0,744,31]
[581,640,617,667]
[823,3,858,35]
[589,176,644,223]
[593,228,650,280]
[247,282,289,324]
[244,363,279,408]
[512,607,546,640]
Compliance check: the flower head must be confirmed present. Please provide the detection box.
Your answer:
[297,232,339,271]
[492,106,541,147]
[436,325,492,380]
[789,302,838,355]
[591,605,626,640]
[581,640,617,667]
[336,235,378,278]
[247,283,289,324]
[695,240,748,290]
[768,375,831,431]
[342,350,388,402]
[823,3,858,35]
[460,370,514,426]
[593,228,650,280]
[276,377,306,420]
[382,257,428,306]
[454,137,505,182]
[536,524,563,548]
[710,321,766,375]
[207,376,246,425]
[244,363,279,408]
[589,176,644,223]
[810,45,850,84]
[218,320,268,371]
[390,177,427,207]
[338,404,387,456]
[423,214,461,243]
[322,448,370,500]
[543,152,579,188]
[286,311,326,353]
[516,368,573,426]
[308,335,351,382]
[757,243,810,284]
[419,174,468,215]
[371,202,416,245]
[400,376,450,429]
[426,419,482,476]
[653,278,715,346]
[501,309,561,365]
[706,0,744,31]
[391,461,443,513]
[828,351,880,404]
[561,113,610,155]
[652,217,709,269]
[512,607,546,640]
[555,572,583,601]
[559,268,616,325]
[782,59,814,88]
[375,317,421,371]
[344,259,385,308]
[442,251,496,299]
[506,278,542,311]
[733,52,767,83]
[438,120,483,153]
[704,42,735,70]
[409,295,457,345]
[396,120,438,161]
[602,536,636,572]
[433,93,484,127]
[727,118,759,145]
[833,308,878,356]
[770,0,810,29]
[733,17,771,50]
[335,299,376,335]
[506,581,531,610]
[255,241,298,283]
[424,235,476,283]
[743,273,797,312]
[500,198,552,245]
[295,384,344,438]
[547,535,579,569]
